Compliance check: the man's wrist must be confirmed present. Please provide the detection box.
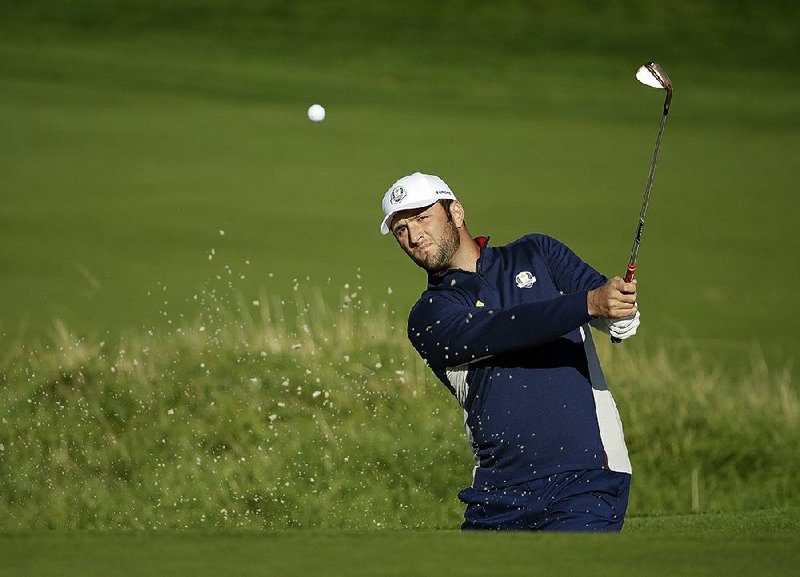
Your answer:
[586,288,599,317]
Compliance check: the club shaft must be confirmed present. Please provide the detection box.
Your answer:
[611,103,670,344]
[626,109,668,274]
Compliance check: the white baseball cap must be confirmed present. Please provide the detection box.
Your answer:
[380,172,457,235]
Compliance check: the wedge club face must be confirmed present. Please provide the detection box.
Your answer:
[636,61,673,115]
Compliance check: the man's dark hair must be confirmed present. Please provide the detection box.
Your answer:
[439,199,454,220]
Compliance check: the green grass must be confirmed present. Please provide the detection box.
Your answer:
[1,1,799,367]
[1,288,796,530]
[2,512,799,577]
[1,2,799,561]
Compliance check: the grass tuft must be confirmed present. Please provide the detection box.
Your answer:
[0,286,797,529]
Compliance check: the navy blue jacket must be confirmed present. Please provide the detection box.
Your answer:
[408,234,632,491]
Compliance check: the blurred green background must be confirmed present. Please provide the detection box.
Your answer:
[2,4,800,561]
[2,0,799,366]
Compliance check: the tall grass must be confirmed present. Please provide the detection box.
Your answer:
[0,286,797,529]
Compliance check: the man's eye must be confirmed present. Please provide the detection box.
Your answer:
[394,226,407,237]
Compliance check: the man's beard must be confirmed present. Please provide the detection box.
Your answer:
[410,221,460,273]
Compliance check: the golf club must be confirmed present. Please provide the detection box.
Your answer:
[612,61,673,344]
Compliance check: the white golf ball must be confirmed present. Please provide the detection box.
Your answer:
[307,104,325,122]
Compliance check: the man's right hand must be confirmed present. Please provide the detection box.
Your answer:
[587,277,638,318]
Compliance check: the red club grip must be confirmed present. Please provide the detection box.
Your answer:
[611,264,637,344]
[623,263,637,283]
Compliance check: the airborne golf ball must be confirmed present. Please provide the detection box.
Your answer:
[307,104,325,122]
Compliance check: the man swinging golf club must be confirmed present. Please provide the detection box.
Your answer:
[379,61,671,532]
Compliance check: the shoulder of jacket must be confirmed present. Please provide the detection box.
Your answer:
[516,232,553,245]
[495,233,550,254]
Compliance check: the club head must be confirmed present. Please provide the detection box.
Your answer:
[636,62,673,114]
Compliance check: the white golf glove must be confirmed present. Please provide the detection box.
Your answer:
[590,310,641,340]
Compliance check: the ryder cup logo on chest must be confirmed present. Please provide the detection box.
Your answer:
[390,186,406,204]
[515,271,536,288]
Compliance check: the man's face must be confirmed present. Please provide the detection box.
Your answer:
[390,202,461,273]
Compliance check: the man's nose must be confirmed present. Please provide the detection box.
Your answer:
[407,221,424,245]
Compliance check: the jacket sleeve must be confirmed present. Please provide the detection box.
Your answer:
[537,235,607,294]
[408,290,593,369]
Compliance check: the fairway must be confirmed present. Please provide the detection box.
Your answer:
[2,3,799,367]
[2,511,800,577]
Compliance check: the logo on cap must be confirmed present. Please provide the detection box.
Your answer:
[390,186,406,204]
[515,271,536,288]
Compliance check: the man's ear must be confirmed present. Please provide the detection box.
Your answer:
[449,201,465,228]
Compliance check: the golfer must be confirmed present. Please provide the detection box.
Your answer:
[380,172,640,531]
